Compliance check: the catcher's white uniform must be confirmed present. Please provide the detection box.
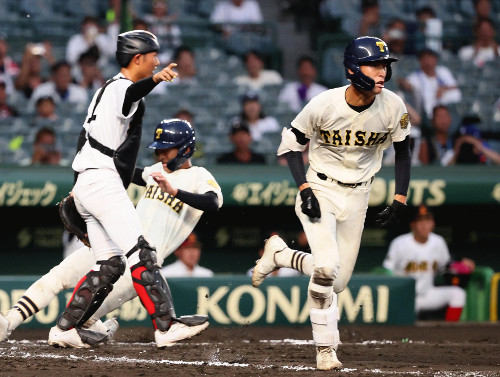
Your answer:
[383,232,466,312]
[1,163,222,334]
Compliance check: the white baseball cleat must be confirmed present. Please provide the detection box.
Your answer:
[316,346,343,370]
[48,326,91,349]
[0,313,11,341]
[252,235,288,288]
[155,321,209,348]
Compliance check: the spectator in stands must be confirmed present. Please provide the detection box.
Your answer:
[449,115,500,165]
[383,18,414,57]
[170,45,197,86]
[14,42,55,99]
[418,105,455,166]
[382,205,475,322]
[234,91,280,142]
[161,233,214,278]
[471,0,493,24]
[234,50,282,91]
[29,61,88,111]
[76,49,105,92]
[0,81,18,119]
[341,0,382,38]
[210,0,264,38]
[30,127,64,166]
[458,18,500,68]
[0,36,20,96]
[410,6,443,53]
[66,16,114,71]
[216,120,266,164]
[399,48,461,121]
[32,96,58,126]
[143,0,182,52]
[278,55,327,113]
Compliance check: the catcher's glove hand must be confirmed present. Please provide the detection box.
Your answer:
[375,200,406,229]
[300,187,321,219]
[59,194,90,247]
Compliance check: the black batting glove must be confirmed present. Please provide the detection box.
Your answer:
[375,200,406,229]
[300,187,321,219]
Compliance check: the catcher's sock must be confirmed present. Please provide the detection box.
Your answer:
[275,248,314,276]
[5,308,25,331]
[445,306,462,321]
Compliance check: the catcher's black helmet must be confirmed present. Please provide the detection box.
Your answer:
[148,119,195,171]
[116,30,160,67]
[343,36,398,91]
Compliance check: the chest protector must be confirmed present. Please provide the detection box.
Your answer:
[76,77,145,189]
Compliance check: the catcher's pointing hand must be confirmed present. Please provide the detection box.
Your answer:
[153,63,178,83]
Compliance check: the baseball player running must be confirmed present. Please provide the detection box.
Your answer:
[252,36,412,370]
[0,119,223,347]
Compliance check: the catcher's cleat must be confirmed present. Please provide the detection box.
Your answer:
[252,235,288,288]
[48,326,91,349]
[155,321,209,348]
[0,313,11,341]
[316,346,343,371]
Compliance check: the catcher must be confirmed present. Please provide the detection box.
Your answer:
[0,119,223,347]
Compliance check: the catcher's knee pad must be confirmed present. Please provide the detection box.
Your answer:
[128,236,176,331]
[57,255,126,330]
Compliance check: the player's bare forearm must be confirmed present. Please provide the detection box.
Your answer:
[153,63,178,83]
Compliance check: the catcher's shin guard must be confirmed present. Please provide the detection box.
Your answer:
[57,256,126,330]
[128,236,176,331]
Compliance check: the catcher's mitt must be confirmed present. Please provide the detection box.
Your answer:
[59,194,90,247]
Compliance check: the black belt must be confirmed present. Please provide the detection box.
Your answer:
[317,172,373,188]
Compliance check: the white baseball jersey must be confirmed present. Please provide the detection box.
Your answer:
[292,86,411,183]
[383,232,451,295]
[72,73,140,173]
[162,260,214,278]
[137,162,223,263]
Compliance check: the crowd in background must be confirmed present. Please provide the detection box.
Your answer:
[0,0,500,168]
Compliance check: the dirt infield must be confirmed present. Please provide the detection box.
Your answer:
[1,323,500,376]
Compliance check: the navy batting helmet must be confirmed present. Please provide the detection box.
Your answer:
[343,36,398,91]
[148,119,195,171]
[116,30,160,67]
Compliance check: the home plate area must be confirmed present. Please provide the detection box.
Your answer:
[1,324,499,376]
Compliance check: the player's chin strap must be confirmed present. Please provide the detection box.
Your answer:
[127,236,178,331]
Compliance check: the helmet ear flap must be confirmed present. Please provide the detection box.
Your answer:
[385,64,393,82]
[344,61,375,91]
